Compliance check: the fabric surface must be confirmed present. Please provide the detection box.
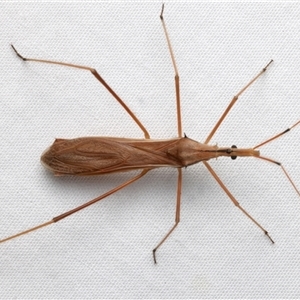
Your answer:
[1,3,300,298]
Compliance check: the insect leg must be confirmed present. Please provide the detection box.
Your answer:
[0,169,150,244]
[159,9,183,265]
[203,161,274,243]
[160,4,182,138]
[11,44,150,139]
[205,60,273,144]
[152,168,182,264]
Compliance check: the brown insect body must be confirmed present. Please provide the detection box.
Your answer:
[3,6,299,264]
[41,136,260,176]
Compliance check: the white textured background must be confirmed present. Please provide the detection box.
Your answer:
[1,3,300,298]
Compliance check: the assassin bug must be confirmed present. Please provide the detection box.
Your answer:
[2,5,300,263]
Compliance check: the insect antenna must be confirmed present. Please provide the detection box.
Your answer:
[254,120,300,197]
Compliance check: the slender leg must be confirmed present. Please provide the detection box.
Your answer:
[0,169,150,244]
[160,4,182,138]
[11,44,150,139]
[205,60,273,144]
[152,6,183,263]
[203,161,274,243]
[152,168,182,264]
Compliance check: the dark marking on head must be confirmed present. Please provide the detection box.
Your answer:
[231,145,237,160]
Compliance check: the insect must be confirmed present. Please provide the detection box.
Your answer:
[2,5,300,264]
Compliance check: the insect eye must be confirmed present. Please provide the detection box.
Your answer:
[231,145,237,160]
